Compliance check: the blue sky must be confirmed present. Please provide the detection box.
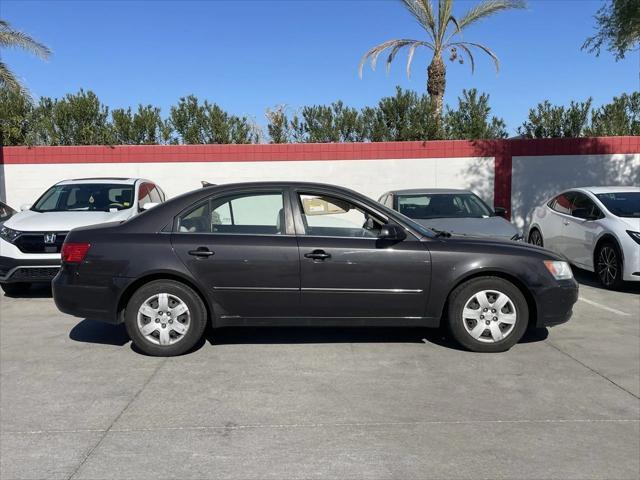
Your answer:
[2,0,638,134]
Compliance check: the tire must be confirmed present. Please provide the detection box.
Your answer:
[447,276,529,353]
[1,282,31,296]
[125,280,207,356]
[595,241,624,290]
[528,228,543,247]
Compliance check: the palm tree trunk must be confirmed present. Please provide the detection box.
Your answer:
[427,54,446,137]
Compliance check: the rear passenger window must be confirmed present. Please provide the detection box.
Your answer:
[550,193,574,215]
[177,193,286,235]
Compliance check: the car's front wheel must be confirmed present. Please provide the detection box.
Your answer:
[528,228,543,247]
[1,282,31,296]
[447,277,529,353]
[595,242,623,290]
[125,280,207,356]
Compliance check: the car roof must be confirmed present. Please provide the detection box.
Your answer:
[385,188,473,195]
[576,186,640,195]
[56,178,146,186]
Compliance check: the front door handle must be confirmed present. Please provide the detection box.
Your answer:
[563,220,570,226]
[188,247,215,258]
[304,250,331,260]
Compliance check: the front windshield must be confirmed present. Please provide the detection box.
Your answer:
[32,184,134,213]
[596,192,640,218]
[397,193,493,219]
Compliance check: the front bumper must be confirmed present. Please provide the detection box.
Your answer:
[532,278,579,328]
[0,256,61,283]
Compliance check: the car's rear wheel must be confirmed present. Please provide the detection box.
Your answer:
[448,277,529,353]
[595,242,623,290]
[528,228,543,247]
[125,280,207,356]
[1,282,30,296]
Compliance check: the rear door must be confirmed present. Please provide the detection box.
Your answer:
[564,192,604,268]
[544,192,575,253]
[292,189,430,320]
[171,188,300,320]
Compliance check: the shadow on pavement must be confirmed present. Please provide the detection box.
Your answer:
[68,320,549,354]
[69,319,130,346]
[573,267,640,294]
[2,283,53,299]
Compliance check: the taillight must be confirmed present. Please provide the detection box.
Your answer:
[61,242,91,263]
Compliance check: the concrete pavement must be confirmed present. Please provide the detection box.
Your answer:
[1,271,638,479]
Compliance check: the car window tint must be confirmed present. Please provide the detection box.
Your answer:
[178,203,211,233]
[397,194,491,219]
[298,193,383,238]
[138,183,152,209]
[572,193,601,218]
[211,193,284,234]
[551,193,574,215]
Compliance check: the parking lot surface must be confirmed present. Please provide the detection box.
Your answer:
[1,270,639,480]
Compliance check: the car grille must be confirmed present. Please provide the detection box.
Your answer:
[14,232,67,254]
[10,267,60,281]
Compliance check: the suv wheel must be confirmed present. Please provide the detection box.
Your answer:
[125,280,207,356]
[596,242,623,290]
[448,277,529,353]
[1,282,31,296]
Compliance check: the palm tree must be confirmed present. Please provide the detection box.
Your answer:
[359,0,526,130]
[0,19,51,96]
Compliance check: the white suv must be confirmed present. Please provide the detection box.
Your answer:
[0,178,166,295]
[528,186,640,289]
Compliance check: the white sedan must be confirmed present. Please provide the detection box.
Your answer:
[528,186,640,289]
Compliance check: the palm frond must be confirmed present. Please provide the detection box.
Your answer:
[359,39,421,77]
[406,42,429,78]
[0,21,51,59]
[400,0,436,39]
[454,41,500,71]
[451,43,476,73]
[457,0,526,30]
[437,0,454,43]
[0,59,28,97]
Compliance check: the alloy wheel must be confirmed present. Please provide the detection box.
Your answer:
[461,290,517,343]
[137,293,191,346]
[597,246,618,287]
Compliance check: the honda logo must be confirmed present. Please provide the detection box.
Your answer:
[44,233,57,244]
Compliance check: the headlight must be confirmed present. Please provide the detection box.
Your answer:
[627,231,640,245]
[0,226,21,243]
[544,260,573,280]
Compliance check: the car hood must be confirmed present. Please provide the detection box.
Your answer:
[4,209,132,232]
[439,233,567,260]
[413,216,520,239]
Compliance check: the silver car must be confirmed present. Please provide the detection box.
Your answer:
[378,189,521,240]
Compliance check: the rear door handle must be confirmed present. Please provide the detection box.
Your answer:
[188,247,215,258]
[304,250,331,260]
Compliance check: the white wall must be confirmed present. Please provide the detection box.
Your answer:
[3,156,495,208]
[511,153,640,228]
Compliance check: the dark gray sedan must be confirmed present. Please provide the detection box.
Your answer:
[53,182,577,356]
[379,188,521,240]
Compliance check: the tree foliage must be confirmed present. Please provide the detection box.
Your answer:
[583,0,640,60]
[518,99,593,138]
[112,105,171,145]
[587,92,640,136]
[445,89,507,139]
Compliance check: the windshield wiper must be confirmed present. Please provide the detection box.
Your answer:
[431,228,452,238]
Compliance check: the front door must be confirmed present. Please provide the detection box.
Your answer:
[292,190,430,320]
[171,189,300,320]
[563,192,603,269]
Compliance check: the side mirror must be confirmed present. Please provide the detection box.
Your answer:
[493,207,507,218]
[572,208,597,221]
[20,203,32,212]
[141,202,159,211]
[378,224,407,241]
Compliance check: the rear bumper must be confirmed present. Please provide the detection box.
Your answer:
[52,266,130,323]
[533,279,579,328]
[0,256,60,283]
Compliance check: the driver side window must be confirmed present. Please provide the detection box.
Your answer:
[297,193,384,238]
